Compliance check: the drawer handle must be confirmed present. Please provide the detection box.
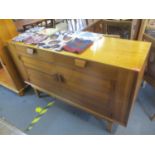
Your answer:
[53,73,65,83]
[27,48,35,55]
[58,74,65,83]
[75,59,87,68]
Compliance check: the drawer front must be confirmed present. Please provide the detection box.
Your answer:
[15,44,118,81]
[20,56,56,75]
[53,54,118,81]
[15,45,54,63]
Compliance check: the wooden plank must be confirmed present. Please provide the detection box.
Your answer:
[0,19,26,95]
[138,20,148,40]
[0,68,17,93]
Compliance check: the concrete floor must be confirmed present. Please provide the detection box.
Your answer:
[0,83,155,135]
[0,118,25,135]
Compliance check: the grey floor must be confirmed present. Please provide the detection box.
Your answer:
[0,118,25,135]
[0,83,155,135]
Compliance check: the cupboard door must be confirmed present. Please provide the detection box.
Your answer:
[26,68,63,96]
[25,58,115,119]
[53,64,116,118]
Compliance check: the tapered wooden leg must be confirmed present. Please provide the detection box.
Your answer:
[106,121,113,133]
[33,88,40,97]
[18,90,24,96]
[151,114,155,121]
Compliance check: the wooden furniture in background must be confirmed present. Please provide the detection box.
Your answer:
[137,20,148,40]
[0,19,25,95]
[84,19,132,39]
[84,19,147,40]
[8,36,150,132]
[133,20,155,121]
[143,33,155,120]
[14,19,56,32]
[143,33,155,87]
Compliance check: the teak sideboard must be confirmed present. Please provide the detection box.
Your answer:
[8,37,151,132]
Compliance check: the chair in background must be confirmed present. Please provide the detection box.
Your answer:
[23,19,56,31]
[15,19,56,32]
[83,20,121,38]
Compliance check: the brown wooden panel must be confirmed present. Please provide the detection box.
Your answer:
[15,45,54,63]
[26,61,137,125]
[112,69,137,125]
[8,43,29,81]
[26,68,62,95]
[27,67,114,118]
[0,20,25,95]
[19,50,118,81]
[52,53,118,81]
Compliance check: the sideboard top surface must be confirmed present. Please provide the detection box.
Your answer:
[9,36,151,71]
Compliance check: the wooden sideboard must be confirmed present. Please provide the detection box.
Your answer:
[8,37,151,132]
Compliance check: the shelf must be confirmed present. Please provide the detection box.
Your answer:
[0,68,18,93]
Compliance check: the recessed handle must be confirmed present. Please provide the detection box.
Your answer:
[75,59,87,68]
[58,74,65,83]
[53,73,65,83]
[27,48,35,55]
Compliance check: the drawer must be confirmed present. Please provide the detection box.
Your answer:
[53,54,118,81]
[20,56,56,75]
[15,45,54,63]
[16,44,118,81]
